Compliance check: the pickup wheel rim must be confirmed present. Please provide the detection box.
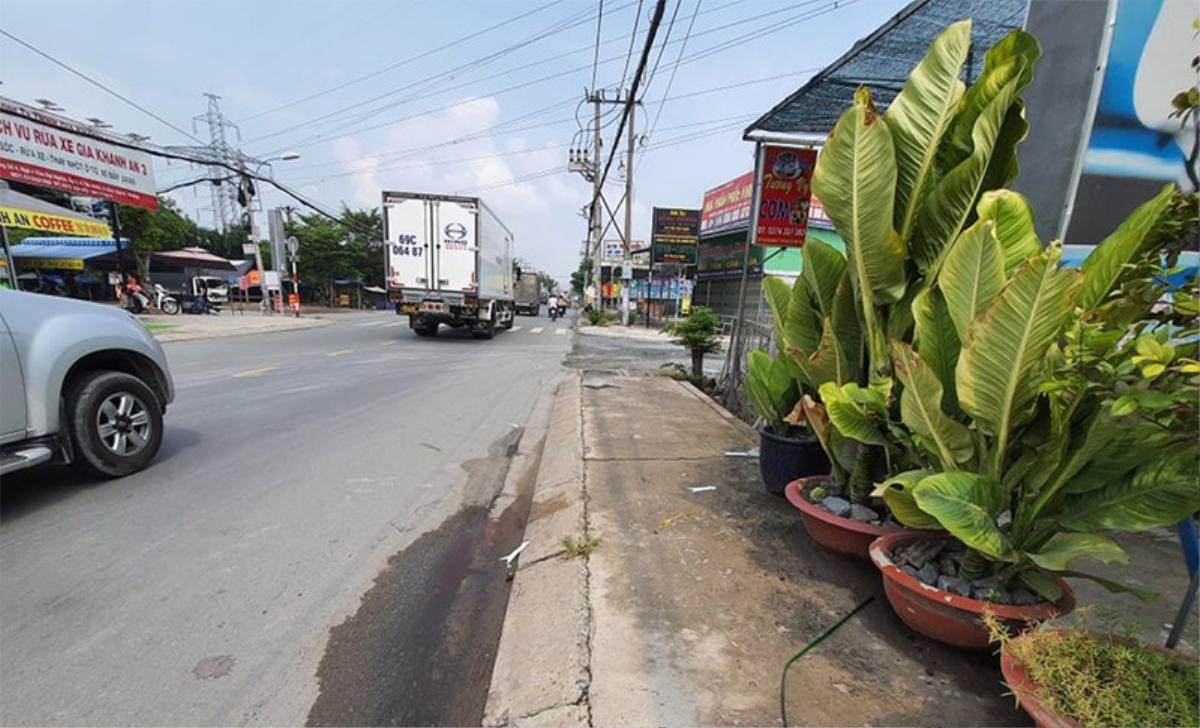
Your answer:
[96,392,152,457]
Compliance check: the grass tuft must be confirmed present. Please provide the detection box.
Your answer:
[561,531,601,559]
[985,609,1199,727]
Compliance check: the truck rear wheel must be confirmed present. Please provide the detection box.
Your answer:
[472,315,496,339]
[414,322,438,337]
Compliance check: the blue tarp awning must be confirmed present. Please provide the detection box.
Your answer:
[11,237,129,261]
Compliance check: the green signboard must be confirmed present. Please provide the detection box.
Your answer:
[696,231,764,280]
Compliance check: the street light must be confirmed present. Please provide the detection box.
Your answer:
[277,151,301,161]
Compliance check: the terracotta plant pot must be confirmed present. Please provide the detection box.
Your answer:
[758,426,831,496]
[869,531,1076,649]
[999,631,1197,728]
[785,476,895,560]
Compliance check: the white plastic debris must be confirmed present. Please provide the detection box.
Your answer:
[723,447,760,458]
[688,486,717,493]
[499,541,530,580]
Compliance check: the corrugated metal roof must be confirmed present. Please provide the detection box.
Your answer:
[11,237,128,260]
[745,0,1028,138]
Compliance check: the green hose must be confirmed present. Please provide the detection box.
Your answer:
[779,596,875,727]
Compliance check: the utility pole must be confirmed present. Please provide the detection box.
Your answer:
[621,101,634,324]
[591,94,602,307]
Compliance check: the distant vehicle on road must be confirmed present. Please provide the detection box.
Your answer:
[384,191,515,339]
[514,272,541,316]
[0,290,174,477]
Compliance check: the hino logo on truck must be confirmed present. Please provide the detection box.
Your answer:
[444,222,467,240]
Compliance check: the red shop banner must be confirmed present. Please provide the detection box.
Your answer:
[754,145,817,248]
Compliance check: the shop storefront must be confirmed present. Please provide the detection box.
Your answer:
[692,171,845,320]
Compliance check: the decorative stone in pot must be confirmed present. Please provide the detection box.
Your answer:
[784,475,895,559]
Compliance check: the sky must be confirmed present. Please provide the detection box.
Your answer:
[0,0,908,285]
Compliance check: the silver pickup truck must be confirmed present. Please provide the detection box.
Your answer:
[0,290,174,477]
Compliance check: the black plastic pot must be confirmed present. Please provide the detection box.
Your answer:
[758,426,831,496]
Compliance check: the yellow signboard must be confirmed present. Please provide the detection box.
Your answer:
[0,205,111,237]
[21,257,85,270]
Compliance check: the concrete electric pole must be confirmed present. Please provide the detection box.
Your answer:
[621,101,634,324]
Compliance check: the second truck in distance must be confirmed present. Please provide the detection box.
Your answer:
[384,191,515,339]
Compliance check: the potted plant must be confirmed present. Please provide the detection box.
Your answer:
[867,186,1199,648]
[987,611,1199,728]
[772,19,1042,558]
[746,348,830,495]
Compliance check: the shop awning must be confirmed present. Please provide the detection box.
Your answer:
[744,0,1027,142]
[10,237,128,270]
[0,187,112,238]
[151,246,236,271]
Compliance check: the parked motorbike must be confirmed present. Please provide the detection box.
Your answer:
[152,283,181,315]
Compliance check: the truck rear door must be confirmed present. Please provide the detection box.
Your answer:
[432,198,478,294]
[385,197,431,291]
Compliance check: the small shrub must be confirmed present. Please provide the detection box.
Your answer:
[585,308,608,326]
[561,531,602,558]
[663,307,721,380]
[985,610,1199,728]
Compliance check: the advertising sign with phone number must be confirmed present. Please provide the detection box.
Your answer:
[754,145,816,248]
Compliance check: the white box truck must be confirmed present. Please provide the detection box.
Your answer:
[383,191,515,339]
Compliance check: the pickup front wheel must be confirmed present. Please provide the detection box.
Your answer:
[67,371,164,478]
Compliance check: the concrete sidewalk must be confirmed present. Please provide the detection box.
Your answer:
[485,371,1030,726]
[141,312,331,342]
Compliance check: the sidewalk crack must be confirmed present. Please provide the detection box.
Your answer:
[578,375,596,728]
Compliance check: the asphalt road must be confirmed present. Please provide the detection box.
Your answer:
[0,309,573,726]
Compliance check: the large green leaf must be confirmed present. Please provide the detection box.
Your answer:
[819,381,886,446]
[1054,569,1157,604]
[892,342,973,468]
[763,275,792,349]
[939,31,1040,172]
[956,244,1081,476]
[1024,401,1119,521]
[1059,448,1200,532]
[1077,184,1175,312]
[912,287,960,409]
[912,64,1021,273]
[830,269,862,382]
[885,19,971,241]
[1026,533,1129,571]
[911,472,1018,561]
[802,237,848,319]
[939,220,1005,339]
[1061,434,1145,494]
[784,276,822,355]
[873,470,943,530]
[975,190,1041,274]
[814,86,906,305]
[746,349,796,432]
[1017,569,1064,602]
[981,100,1030,194]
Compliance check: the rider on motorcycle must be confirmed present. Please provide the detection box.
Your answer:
[547,293,559,320]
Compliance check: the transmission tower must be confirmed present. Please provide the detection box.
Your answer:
[192,93,241,233]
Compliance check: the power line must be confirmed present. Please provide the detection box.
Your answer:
[244,1,633,147]
[236,0,569,123]
[618,0,647,90]
[591,0,605,90]
[640,0,684,99]
[643,0,701,144]
[257,0,838,158]
[0,28,205,144]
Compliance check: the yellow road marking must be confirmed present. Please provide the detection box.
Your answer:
[326,349,353,357]
[231,366,277,379]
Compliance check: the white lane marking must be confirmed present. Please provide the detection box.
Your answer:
[510,326,522,332]
[357,320,389,327]
[555,328,567,335]
[383,321,405,327]
[530,327,544,334]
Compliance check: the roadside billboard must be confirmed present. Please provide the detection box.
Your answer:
[0,98,158,210]
[696,235,763,280]
[1063,0,1196,243]
[753,145,817,247]
[650,207,700,265]
[601,239,647,264]
[700,172,753,236]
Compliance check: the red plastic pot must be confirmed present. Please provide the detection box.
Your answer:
[869,531,1076,649]
[999,631,1196,728]
[785,476,896,560]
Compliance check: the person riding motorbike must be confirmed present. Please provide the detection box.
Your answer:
[547,293,559,321]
